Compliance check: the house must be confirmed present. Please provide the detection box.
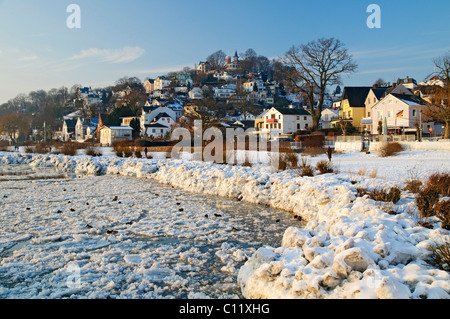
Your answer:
[78,87,102,107]
[189,87,204,100]
[363,86,389,132]
[226,51,240,71]
[152,112,175,128]
[214,84,236,99]
[176,74,193,87]
[258,90,274,106]
[154,76,171,91]
[99,126,133,146]
[419,75,445,88]
[370,93,431,134]
[396,76,418,90]
[319,108,339,129]
[62,119,77,141]
[142,123,171,138]
[213,72,235,82]
[149,89,169,99]
[332,86,372,132]
[121,116,140,127]
[74,117,98,142]
[258,107,312,139]
[254,109,269,132]
[140,105,178,135]
[197,61,210,73]
[243,79,264,92]
[143,79,155,93]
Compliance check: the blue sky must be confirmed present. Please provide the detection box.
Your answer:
[1,0,450,103]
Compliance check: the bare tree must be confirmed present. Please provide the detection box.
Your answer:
[423,51,450,139]
[206,50,227,70]
[374,78,385,87]
[0,113,31,144]
[282,38,358,129]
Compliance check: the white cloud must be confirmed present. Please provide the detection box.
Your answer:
[69,46,145,63]
[17,55,38,61]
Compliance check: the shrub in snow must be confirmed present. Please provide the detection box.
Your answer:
[379,142,404,157]
[426,172,450,197]
[404,179,423,194]
[431,240,450,270]
[316,160,334,174]
[296,158,314,177]
[416,186,440,218]
[434,199,450,230]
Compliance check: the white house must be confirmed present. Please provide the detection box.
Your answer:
[396,77,417,90]
[370,93,431,134]
[259,107,312,139]
[62,119,77,141]
[154,76,171,91]
[214,84,236,99]
[142,123,171,138]
[320,108,339,129]
[213,72,235,82]
[99,126,133,146]
[74,117,99,142]
[419,75,445,88]
[243,79,264,92]
[140,106,177,136]
[189,87,204,100]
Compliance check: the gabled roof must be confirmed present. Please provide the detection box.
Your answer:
[154,112,174,121]
[64,119,77,129]
[101,126,133,130]
[391,93,425,106]
[144,123,170,128]
[342,87,371,107]
[273,107,311,116]
[371,87,388,100]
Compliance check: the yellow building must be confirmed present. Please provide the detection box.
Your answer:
[332,87,371,132]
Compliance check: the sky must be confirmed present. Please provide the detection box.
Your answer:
[1,0,450,103]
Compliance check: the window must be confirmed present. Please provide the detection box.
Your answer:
[278,123,281,129]
[297,116,300,120]
[388,110,393,118]
[297,123,300,130]
[413,109,417,117]
[271,114,275,119]
[304,116,307,121]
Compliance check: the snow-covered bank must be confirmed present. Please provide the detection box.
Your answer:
[1,150,449,299]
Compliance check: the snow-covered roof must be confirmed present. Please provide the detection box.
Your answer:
[102,126,133,130]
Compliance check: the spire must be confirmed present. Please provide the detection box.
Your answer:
[234,50,238,58]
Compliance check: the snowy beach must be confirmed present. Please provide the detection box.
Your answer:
[0,149,449,299]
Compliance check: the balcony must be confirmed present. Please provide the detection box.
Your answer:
[266,119,278,123]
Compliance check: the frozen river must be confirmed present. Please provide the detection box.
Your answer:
[0,164,302,299]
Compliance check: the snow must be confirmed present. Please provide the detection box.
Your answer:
[0,148,449,299]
